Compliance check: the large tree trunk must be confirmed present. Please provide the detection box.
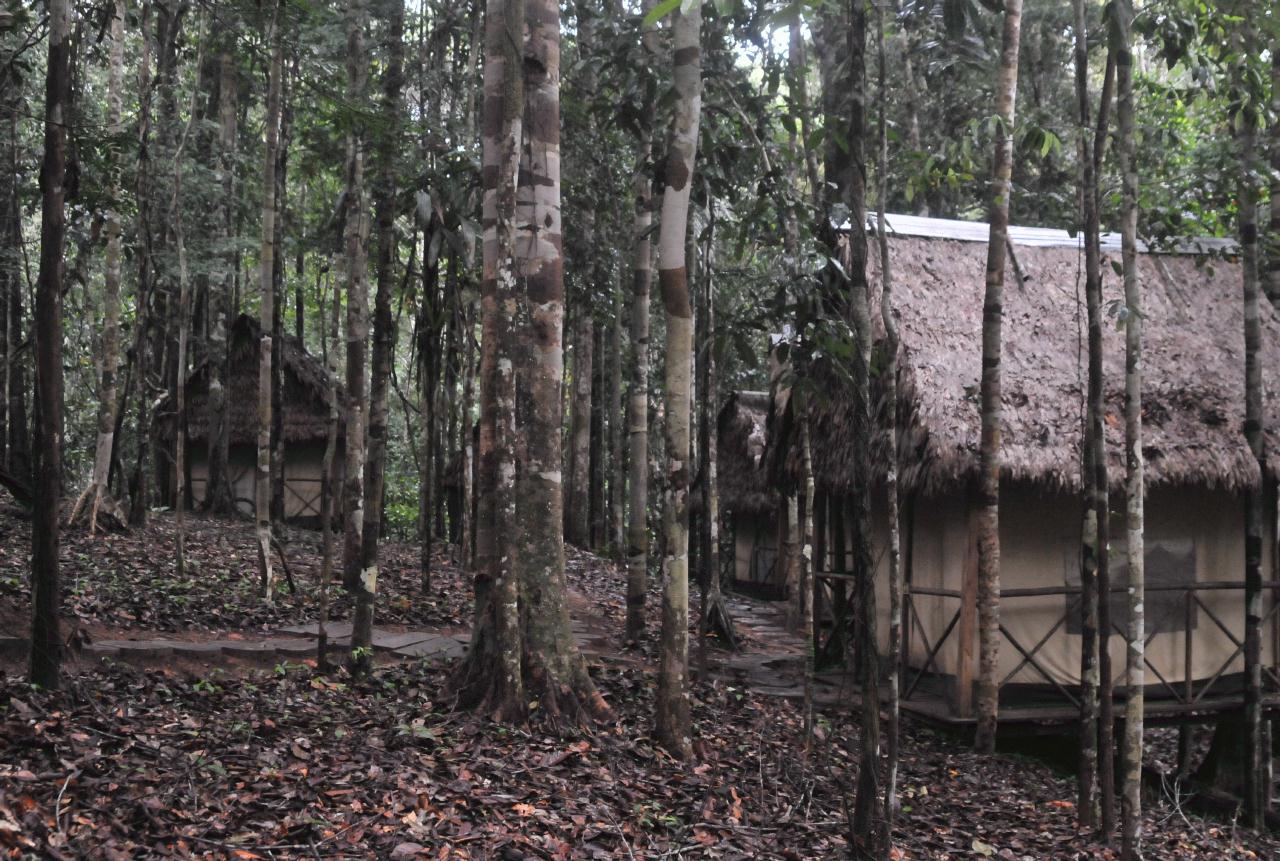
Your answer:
[1115,4,1144,857]
[203,48,238,515]
[342,0,373,670]
[256,17,282,602]
[361,0,405,636]
[654,0,701,761]
[1238,27,1266,831]
[624,0,657,645]
[973,0,1024,756]
[29,0,70,689]
[78,0,125,532]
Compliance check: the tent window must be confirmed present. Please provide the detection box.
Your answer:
[1066,537,1197,635]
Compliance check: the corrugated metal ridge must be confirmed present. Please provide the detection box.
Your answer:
[837,213,1238,255]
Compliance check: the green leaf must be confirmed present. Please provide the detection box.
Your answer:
[643,0,681,25]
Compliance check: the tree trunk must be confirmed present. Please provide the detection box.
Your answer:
[589,320,606,549]
[204,47,238,515]
[1115,4,1144,856]
[418,225,440,591]
[318,269,340,671]
[127,2,156,527]
[839,4,886,856]
[1264,40,1279,308]
[256,16,282,603]
[973,0,1024,756]
[342,0,373,670]
[1072,0,1103,830]
[876,3,903,836]
[80,0,125,532]
[698,206,734,650]
[29,0,70,689]
[1238,27,1266,831]
[655,0,701,761]
[568,311,593,547]
[361,0,405,637]
[798,387,815,748]
[270,61,292,527]
[607,304,624,559]
[625,0,658,645]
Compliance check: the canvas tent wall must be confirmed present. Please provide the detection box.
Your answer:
[717,392,781,596]
[769,215,1280,719]
[181,314,343,524]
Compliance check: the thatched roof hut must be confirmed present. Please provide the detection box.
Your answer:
[770,220,1280,497]
[717,391,773,517]
[185,314,340,446]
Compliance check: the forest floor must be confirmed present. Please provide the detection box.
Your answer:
[0,505,1276,859]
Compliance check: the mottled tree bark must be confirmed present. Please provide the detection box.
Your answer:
[625,0,658,645]
[342,0,374,670]
[361,0,405,632]
[452,0,528,720]
[29,0,70,689]
[1115,4,1144,857]
[654,0,702,760]
[318,269,340,672]
[256,18,282,603]
[203,48,238,515]
[974,0,1023,756]
[607,306,624,558]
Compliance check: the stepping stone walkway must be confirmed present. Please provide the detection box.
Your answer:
[0,626,473,667]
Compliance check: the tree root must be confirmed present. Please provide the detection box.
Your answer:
[701,589,738,651]
[65,482,128,533]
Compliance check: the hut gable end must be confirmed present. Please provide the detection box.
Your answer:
[185,314,341,447]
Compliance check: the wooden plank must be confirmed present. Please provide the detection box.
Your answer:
[956,504,978,717]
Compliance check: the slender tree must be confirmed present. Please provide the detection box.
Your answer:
[30,0,70,688]
[568,312,593,547]
[204,47,238,515]
[1072,0,1103,828]
[654,0,702,760]
[1114,2,1144,857]
[256,15,283,602]
[74,0,125,532]
[876,3,903,835]
[343,0,374,670]
[1238,23,1266,832]
[361,0,406,631]
[974,0,1024,755]
[624,0,658,645]
[1265,37,1279,307]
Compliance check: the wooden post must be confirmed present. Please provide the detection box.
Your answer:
[957,504,979,717]
[1178,587,1194,774]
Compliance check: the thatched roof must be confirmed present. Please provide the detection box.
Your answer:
[771,223,1280,496]
[185,314,340,447]
[717,391,773,516]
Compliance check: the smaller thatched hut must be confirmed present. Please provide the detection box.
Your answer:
[184,314,342,524]
[717,391,779,596]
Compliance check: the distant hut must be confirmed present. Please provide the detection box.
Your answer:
[183,314,342,525]
[717,391,778,597]
[766,213,1280,726]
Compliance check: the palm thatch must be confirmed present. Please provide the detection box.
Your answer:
[183,314,340,447]
[717,391,773,516]
[770,228,1280,496]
